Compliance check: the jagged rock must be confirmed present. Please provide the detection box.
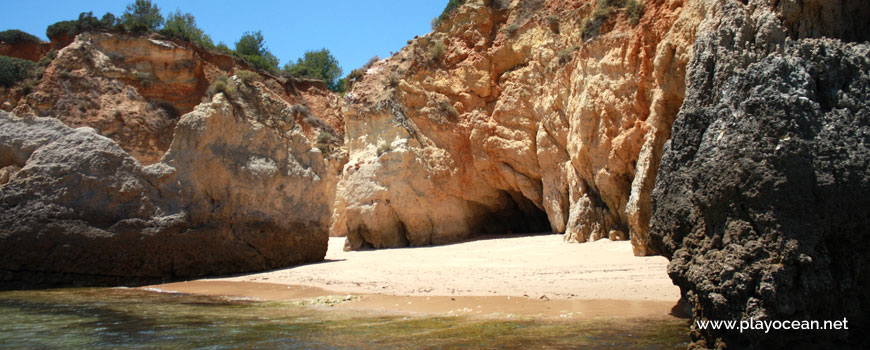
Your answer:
[9,32,345,166]
[11,33,206,165]
[650,0,870,348]
[0,81,333,287]
[333,0,700,252]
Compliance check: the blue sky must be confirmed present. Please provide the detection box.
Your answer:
[0,0,446,74]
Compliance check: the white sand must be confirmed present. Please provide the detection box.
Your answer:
[206,234,680,302]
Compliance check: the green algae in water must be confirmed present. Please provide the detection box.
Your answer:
[0,288,689,349]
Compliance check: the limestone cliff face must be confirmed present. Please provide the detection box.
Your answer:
[0,74,339,287]
[9,32,345,166]
[334,0,701,252]
[650,0,870,348]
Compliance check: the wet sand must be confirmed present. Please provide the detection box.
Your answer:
[146,235,683,319]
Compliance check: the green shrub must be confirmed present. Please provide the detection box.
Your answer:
[101,13,118,28]
[0,56,37,87]
[46,12,117,40]
[582,0,646,39]
[0,30,41,44]
[75,11,103,32]
[134,71,154,86]
[430,41,445,62]
[235,30,267,57]
[215,42,234,55]
[160,10,213,48]
[504,23,520,37]
[342,56,378,91]
[19,79,37,95]
[582,0,616,40]
[235,31,279,73]
[46,20,77,40]
[236,69,260,85]
[38,50,57,68]
[316,132,338,157]
[433,0,466,29]
[121,0,164,32]
[316,132,333,144]
[206,74,235,99]
[242,54,278,74]
[283,48,343,92]
[334,78,347,94]
[437,100,458,117]
[557,46,576,65]
[626,0,645,25]
[346,68,365,86]
[387,73,400,88]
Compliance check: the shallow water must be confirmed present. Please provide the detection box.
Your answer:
[0,288,689,349]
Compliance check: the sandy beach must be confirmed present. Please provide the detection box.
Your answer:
[148,234,683,319]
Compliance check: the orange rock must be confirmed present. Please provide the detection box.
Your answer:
[334,0,703,255]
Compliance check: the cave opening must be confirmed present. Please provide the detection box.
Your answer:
[473,190,553,238]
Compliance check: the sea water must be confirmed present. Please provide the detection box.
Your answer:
[0,287,689,349]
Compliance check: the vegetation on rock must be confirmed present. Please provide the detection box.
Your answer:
[0,56,36,87]
[160,10,214,48]
[581,0,645,40]
[0,30,41,44]
[121,0,164,32]
[235,30,279,73]
[432,0,466,29]
[206,74,235,99]
[47,12,117,41]
[283,49,343,92]
[235,69,260,85]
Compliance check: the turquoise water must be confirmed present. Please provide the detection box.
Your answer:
[0,288,689,349]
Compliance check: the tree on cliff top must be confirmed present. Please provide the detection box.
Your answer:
[160,10,214,48]
[283,49,343,92]
[235,31,279,73]
[121,0,164,32]
[0,30,41,45]
[47,12,117,41]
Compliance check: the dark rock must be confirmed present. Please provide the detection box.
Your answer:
[650,1,870,348]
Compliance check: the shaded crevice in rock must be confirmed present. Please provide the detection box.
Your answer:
[777,0,870,43]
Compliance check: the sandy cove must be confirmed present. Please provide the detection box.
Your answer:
[147,234,684,319]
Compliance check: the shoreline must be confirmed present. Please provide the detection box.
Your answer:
[144,235,684,320]
[144,280,687,321]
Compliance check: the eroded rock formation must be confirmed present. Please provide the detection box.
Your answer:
[8,32,344,166]
[650,0,870,348]
[0,74,340,287]
[334,0,701,252]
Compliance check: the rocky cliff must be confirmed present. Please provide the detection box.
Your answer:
[0,31,346,288]
[650,0,870,348]
[2,1,869,347]
[7,32,344,165]
[333,0,701,252]
[334,0,870,347]
[0,73,340,286]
